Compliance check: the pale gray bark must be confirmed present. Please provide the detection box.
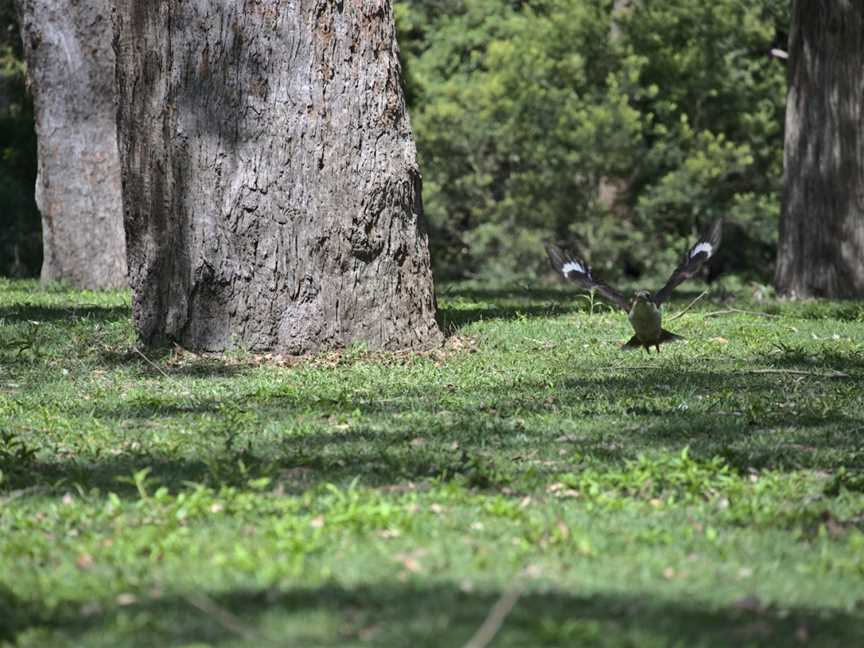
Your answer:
[16,0,127,289]
[609,0,634,43]
[113,0,442,353]
[598,0,636,218]
[775,0,864,298]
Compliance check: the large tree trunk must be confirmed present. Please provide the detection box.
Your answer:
[16,0,127,289]
[774,1,864,298]
[113,1,442,354]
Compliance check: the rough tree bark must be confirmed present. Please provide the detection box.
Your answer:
[775,0,864,298]
[113,0,442,354]
[16,0,127,289]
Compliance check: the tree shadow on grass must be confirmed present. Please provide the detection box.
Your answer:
[7,582,863,647]
[436,302,586,332]
[435,286,728,332]
[5,366,863,498]
[441,286,715,303]
[0,303,130,324]
[436,284,605,333]
[440,285,577,301]
[98,347,252,379]
[755,344,864,374]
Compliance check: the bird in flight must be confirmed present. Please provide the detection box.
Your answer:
[546,220,722,353]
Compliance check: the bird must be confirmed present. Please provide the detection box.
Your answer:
[546,219,722,353]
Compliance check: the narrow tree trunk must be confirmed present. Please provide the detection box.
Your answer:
[595,0,636,225]
[775,1,864,298]
[16,0,127,289]
[609,0,633,43]
[113,1,442,354]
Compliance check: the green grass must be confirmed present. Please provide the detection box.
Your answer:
[2,277,864,647]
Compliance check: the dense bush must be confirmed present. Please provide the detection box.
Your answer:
[397,0,788,283]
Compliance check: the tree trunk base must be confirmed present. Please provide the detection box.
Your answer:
[114,1,442,354]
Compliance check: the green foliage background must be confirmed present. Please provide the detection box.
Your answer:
[396,0,789,283]
[0,0,788,284]
[0,0,39,277]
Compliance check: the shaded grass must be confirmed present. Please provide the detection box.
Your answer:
[1,277,864,646]
[7,583,864,647]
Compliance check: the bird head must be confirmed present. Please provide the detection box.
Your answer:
[634,289,653,303]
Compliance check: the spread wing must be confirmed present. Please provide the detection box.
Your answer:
[653,219,723,305]
[546,244,630,312]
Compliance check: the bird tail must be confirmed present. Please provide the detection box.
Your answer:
[659,328,684,344]
[621,335,643,351]
[620,329,684,351]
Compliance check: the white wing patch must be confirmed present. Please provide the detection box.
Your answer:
[691,242,713,259]
[562,260,585,275]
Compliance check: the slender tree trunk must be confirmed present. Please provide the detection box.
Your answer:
[609,0,633,43]
[775,0,864,298]
[595,0,636,224]
[113,0,442,353]
[16,0,127,289]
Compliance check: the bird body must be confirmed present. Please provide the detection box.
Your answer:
[546,220,722,353]
[628,293,662,342]
[622,293,682,352]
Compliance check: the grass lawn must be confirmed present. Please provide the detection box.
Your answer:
[1,277,864,647]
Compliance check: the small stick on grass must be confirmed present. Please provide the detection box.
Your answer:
[742,368,851,379]
[184,593,258,640]
[133,347,195,397]
[133,347,172,380]
[667,289,709,322]
[704,308,781,319]
[463,588,522,648]
[0,486,48,505]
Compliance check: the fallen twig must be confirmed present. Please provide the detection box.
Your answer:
[183,593,259,640]
[741,368,851,379]
[606,364,665,371]
[526,338,556,349]
[133,347,172,380]
[0,486,49,505]
[462,587,522,648]
[704,308,781,319]
[667,289,709,321]
[133,347,194,396]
